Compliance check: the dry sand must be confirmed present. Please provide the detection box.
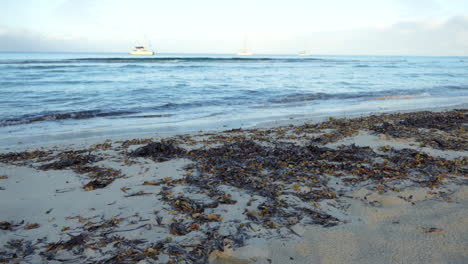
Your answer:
[210,186,468,264]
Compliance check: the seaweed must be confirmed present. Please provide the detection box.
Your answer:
[1,109,466,264]
[129,140,185,162]
[39,150,100,170]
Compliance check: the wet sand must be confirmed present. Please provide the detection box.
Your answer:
[0,109,467,263]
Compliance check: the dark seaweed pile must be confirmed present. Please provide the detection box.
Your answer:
[130,140,186,162]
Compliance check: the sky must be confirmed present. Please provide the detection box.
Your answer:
[1,0,468,55]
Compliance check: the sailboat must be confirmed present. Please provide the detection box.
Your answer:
[298,40,310,56]
[237,34,253,56]
[130,36,155,55]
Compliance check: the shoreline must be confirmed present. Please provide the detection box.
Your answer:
[0,108,467,263]
[2,102,466,152]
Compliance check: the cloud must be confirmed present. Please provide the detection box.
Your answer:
[299,15,468,56]
[0,27,51,52]
[0,26,107,52]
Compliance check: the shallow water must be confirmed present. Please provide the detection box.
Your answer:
[0,52,467,145]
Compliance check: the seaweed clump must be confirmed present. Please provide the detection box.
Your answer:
[0,150,52,165]
[130,140,185,162]
[38,150,123,190]
[39,150,100,170]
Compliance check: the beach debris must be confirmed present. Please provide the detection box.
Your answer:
[0,150,52,164]
[39,150,100,170]
[0,221,23,231]
[163,195,219,216]
[0,221,12,230]
[124,191,153,197]
[420,227,445,234]
[2,239,38,262]
[121,138,153,148]
[77,166,124,191]
[143,177,186,187]
[170,222,189,236]
[130,140,185,162]
[24,223,40,230]
[206,214,223,221]
[91,142,112,151]
[46,233,88,252]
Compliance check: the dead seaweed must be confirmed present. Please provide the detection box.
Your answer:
[1,239,38,262]
[39,150,100,170]
[0,220,23,231]
[0,150,52,164]
[1,109,466,264]
[80,166,124,191]
[46,233,88,252]
[129,140,185,162]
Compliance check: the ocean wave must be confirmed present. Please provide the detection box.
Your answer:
[119,64,147,68]
[127,114,173,118]
[269,92,363,104]
[267,88,449,105]
[153,101,211,110]
[16,65,87,70]
[0,60,66,65]
[0,110,139,127]
[443,85,468,90]
[73,57,327,63]
[353,64,370,68]
[0,57,327,65]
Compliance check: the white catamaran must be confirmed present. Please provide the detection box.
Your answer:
[130,46,154,55]
[130,36,155,55]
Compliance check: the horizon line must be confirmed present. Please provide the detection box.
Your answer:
[0,51,467,58]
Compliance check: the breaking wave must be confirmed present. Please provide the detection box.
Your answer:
[0,110,139,127]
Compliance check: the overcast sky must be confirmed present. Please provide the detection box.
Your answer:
[1,0,467,55]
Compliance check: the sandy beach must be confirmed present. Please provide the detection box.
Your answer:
[0,109,467,264]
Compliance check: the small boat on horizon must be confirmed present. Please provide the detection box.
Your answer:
[298,39,310,56]
[130,36,155,55]
[237,34,253,56]
[237,49,253,56]
[130,46,154,55]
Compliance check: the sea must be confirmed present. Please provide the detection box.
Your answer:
[0,52,467,146]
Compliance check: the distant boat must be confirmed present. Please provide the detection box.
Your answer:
[130,36,154,55]
[237,49,253,56]
[237,34,253,56]
[130,46,154,55]
[298,39,310,56]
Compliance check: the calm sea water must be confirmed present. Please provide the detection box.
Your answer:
[0,52,467,145]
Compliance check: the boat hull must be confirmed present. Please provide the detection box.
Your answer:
[130,50,154,55]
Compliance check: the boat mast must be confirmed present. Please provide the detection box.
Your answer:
[243,33,247,52]
[144,34,151,50]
